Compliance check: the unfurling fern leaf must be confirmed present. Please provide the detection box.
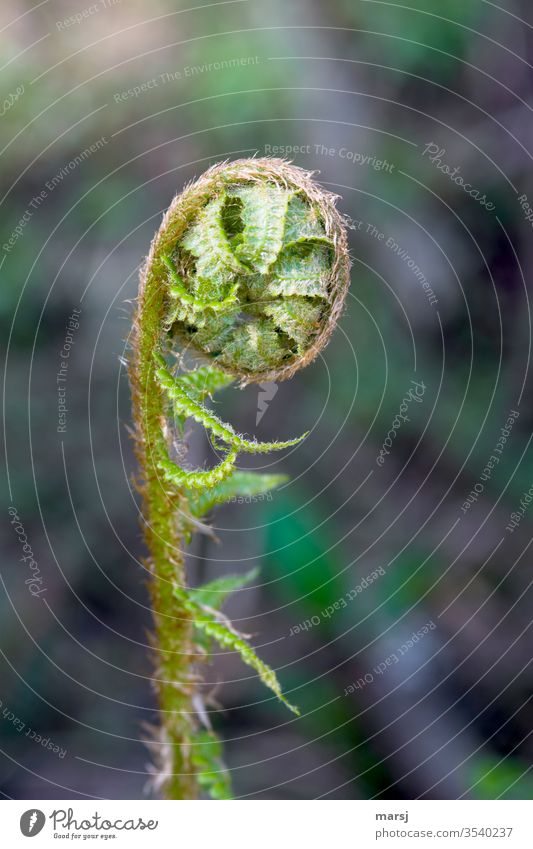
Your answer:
[129,157,350,799]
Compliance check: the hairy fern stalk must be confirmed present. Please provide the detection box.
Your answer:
[129,158,350,799]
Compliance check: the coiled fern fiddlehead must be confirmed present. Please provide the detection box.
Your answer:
[129,158,350,799]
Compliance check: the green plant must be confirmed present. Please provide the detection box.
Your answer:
[128,157,350,799]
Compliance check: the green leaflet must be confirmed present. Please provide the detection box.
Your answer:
[181,194,246,291]
[190,567,259,609]
[231,185,292,272]
[267,245,331,299]
[172,364,233,434]
[216,319,289,372]
[263,297,323,350]
[240,272,272,302]
[174,584,299,715]
[154,360,304,497]
[283,194,331,247]
[158,448,238,491]
[177,364,234,402]
[189,470,287,517]
[155,362,307,454]
[190,730,233,800]
[162,254,239,329]
[191,312,237,355]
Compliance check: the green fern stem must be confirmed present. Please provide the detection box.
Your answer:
[130,264,200,799]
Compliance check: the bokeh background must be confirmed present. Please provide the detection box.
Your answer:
[2,0,533,800]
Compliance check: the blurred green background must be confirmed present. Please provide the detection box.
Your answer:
[2,0,533,799]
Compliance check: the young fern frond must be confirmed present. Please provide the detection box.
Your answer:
[129,157,350,799]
